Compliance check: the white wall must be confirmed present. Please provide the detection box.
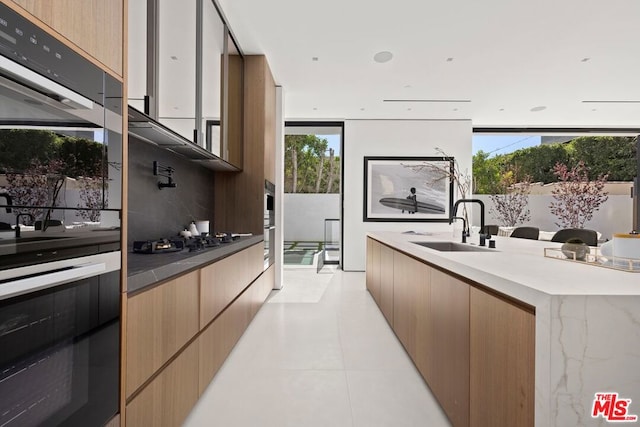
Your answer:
[343,120,473,271]
[471,194,633,241]
[283,194,340,241]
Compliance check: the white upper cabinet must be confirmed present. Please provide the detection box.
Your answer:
[200,0,225,155]
[128,0,147,111]
[158,0,197,141]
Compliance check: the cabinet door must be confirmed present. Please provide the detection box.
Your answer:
[366,238,381,304]
[200,248,250,328]
[379,244,394,325]
[126,271,199,398]
[470,287,535,427]
[198,273,254,394]
[126,342,199,427]
[393,251,430,368]
[157,0,196,140]
[200,0,225,154]
[12,0,123,75]
[429,269,470,427]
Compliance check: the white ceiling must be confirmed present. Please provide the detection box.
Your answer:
[217,0,640,128]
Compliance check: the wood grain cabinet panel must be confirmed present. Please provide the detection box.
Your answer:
[198,267,269,394]
[200,249,250,328]
[11,0,123,75]
[429,269,470,427]
[392,251,431,376]
[379,243,394,325]
[126,343,199,427]
[470,287,535,427]
[366,238,381,304]
[125,271,199,398]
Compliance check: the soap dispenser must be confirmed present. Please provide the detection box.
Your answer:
[189,221,200,237]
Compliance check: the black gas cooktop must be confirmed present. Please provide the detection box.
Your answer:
[132,234,237,254]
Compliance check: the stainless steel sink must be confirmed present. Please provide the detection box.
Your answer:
[412,241,494,252]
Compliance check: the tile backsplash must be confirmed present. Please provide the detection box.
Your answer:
[128,136,216,242]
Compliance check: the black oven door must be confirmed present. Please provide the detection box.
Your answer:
[0,252,120,427]
[0,3,122,273]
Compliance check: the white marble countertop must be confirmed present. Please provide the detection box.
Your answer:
[368,231,640,305]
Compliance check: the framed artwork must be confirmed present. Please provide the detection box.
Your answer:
[363,156,454,222]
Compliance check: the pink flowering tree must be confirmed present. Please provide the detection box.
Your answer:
[549,161,608,228]
[489,171,531,227]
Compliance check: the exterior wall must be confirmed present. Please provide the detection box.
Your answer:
[283,193,340,242]
[343,119,473,271]
[471,194,633,241]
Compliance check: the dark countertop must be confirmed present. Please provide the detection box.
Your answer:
[127,235,264,293]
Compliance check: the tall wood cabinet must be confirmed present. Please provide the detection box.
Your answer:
[8,0,124,76]
[214,55,276,235]
[366,237,534,427]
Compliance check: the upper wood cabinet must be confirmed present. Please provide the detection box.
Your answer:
[10,0,123,76]
[214,55,275,234]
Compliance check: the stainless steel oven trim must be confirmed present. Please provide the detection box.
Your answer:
[0,251,121,301]
[0,55,94,110]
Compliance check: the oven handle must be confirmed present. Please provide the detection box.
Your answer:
[0,55,94,110]
[0,262,106,300]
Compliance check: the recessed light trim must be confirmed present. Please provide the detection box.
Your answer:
[383,99,471,103]
[582,100,640,104]
[373,51,393,63]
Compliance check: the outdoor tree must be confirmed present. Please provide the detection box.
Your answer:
[6,159,66,224]
[284,134,339,193]
[489,171,531,227]
[549,161,609,228]
[472,150,501,194]
[77,177,105,222]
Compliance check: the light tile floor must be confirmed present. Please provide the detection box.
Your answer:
[183,268,451,427]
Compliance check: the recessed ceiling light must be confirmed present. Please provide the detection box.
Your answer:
[407,107,412,111]
[446,57,454,62]
[170,56,178,60]
[499,108,505,111]
[530,106,547,112]
[360,108,365,111]
[373,51,393,63]
[312,57,319,61]
[581,57,591,62]
[313,107,318,111]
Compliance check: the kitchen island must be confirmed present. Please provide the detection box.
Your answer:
[367,231,640,427]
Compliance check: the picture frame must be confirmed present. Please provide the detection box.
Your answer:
[363,156,454,222]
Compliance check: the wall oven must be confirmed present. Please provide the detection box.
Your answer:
[0,252,120,427]
[0,4,122,427]
[0,2,123,272]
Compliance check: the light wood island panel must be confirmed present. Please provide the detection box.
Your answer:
[470,287,535,427]
[366,236,533,427]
